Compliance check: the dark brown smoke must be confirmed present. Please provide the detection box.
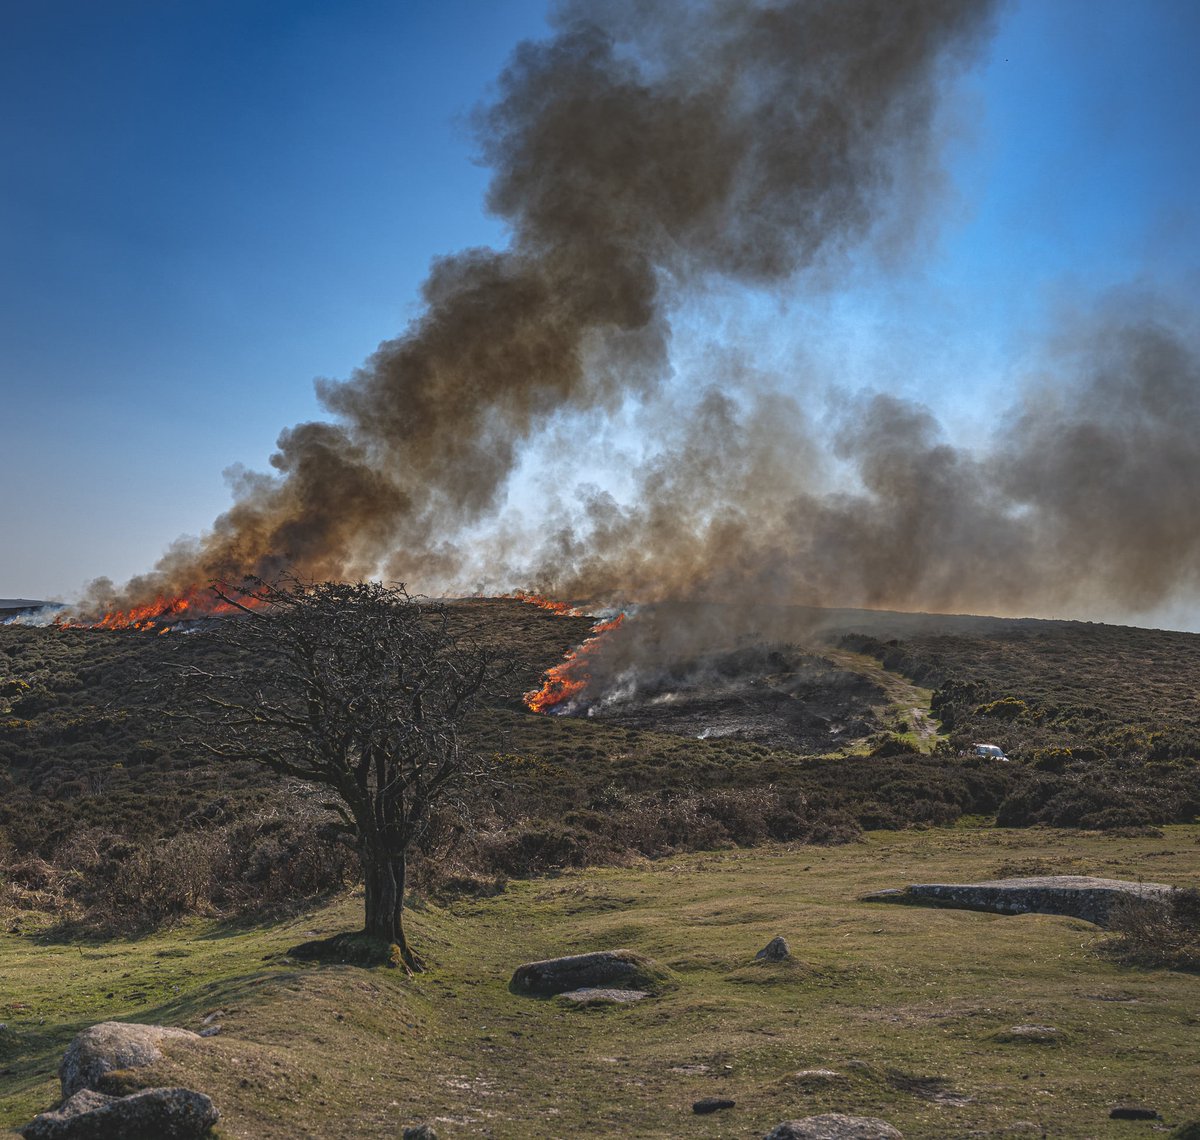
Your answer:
[82,0,999,617]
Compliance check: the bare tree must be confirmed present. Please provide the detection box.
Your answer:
[181,578,498,969]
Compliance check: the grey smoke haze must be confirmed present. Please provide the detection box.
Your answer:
[80,0,1200,632]
[524,292,1200,622]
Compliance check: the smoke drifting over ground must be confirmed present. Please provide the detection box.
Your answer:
[82,0,1200,630]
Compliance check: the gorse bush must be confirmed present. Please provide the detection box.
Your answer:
[975,696,1029,721]
[995,767,1200,830]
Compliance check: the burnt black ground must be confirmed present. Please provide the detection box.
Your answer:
[579,644,887,752]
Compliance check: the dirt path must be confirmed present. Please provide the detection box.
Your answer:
[820,645,945,754]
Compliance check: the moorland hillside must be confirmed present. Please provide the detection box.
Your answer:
[1,600,1198,934]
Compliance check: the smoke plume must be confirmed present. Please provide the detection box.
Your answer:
[83,0,1001,616]
[82,0,1200,633]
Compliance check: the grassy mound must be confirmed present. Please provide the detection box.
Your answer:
[286,931,403,969]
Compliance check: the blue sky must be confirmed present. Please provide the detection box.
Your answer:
[2,0,1198,603]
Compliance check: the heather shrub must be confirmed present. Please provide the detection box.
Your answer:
[20,795,354,935]
[869,734,921,757]
[461,785,857,878]
[1101,888,1200,971]
[478,823,596,876]
[996,767,1198,830]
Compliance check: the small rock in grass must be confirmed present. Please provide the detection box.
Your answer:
[765,1113,903,1139]
[20,1086,218,1140]
[693,1097,736,1114]
[557,988,650,1006]
[756,936,791,961]
[402,1126,439,1140]
[1110,1105,1160,1120]
[964,1125,1044,1136]
[992,1025,1066,1046]
[510,950,670,996]
[788,1069,844,1088]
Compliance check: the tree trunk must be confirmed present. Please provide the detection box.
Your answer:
[361,846,419,970]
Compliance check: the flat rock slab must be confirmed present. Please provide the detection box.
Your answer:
[766,1114,903,1139]
[992,1025,1067,1045]
[861,876,1176,927]
[510,950,669,996]
[1110,1106,1160,1120]
[60,1023,201,1098]
[556,987,650,1006]
[20,1086,218,1140]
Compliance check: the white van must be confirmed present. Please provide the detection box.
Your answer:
[972,743,1008,761]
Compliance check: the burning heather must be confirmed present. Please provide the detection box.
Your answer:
[55,586,262,632]
[66,0,1200,641]
[508,591,580,617]
[524,613,625,713]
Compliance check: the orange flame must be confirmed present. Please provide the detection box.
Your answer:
[510,590,580,616]
[524,612,625,713]
[55,587,256,633]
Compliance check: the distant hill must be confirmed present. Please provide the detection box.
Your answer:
[0,598,59,615]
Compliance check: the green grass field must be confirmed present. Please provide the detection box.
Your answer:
[3,824,1197,1138]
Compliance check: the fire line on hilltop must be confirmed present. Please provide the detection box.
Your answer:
[55,587,256,633]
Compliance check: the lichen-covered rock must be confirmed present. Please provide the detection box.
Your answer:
[20,1086,217,1139]
[862,876,1176,927]
[765,1113,903,1139]
[20,1090,112,1137]
[510,950,670,996]
[60,1022,200,1098]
